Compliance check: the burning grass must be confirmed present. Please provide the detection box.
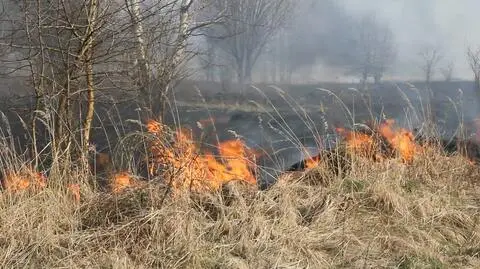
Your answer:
[289,119,426,175]
[116,119,258,194]
[0,142,479,268]
[1,109,480,268]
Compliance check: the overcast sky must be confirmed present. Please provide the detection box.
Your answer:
[337,0,480,80]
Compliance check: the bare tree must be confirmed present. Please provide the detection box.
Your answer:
[199,38,217,82]
[440,61,454,82]
[124,0,222,116]
[82,0,99,160]
[418,46,442,124]
[0,0,219,162]
[259,27,295,84]
[12,0,107,163]
[0,0,208,168]
[155,0,195,116]
[371,28,396,84]
[419,46,442,86]
[349,15,396,87]
[202,0,293,87]
[467,46,480,93]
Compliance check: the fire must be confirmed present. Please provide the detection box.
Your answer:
[207,140,257,186]
[336,127,377,158]
[145,120,257,193]
[146,119,163,133]
[305,155,321,169]
[333,119,421,164]
[110,172,138,193]
[378,120,421,163]
[67,183,81,202]
[2,171,46,192]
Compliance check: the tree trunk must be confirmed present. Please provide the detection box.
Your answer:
[83,55,95,153]
[126,0,150,100]
[287,69,293,84]
[244,64,252,85]
[173,0,191,70]
[361,70,368,90]
[474,73,480,103]
[425,67,432,87]
[475,74,480,91]
[54,84,73,159]
[82,0,98,172]
[261,56,268,83]
[25,0,46,169]
[206,41,215,81]
[155,0,192,119]
[270,44,277,83]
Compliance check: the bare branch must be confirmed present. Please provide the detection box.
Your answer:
[419,45,442,86]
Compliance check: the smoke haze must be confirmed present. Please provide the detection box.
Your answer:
[319,0,480,80]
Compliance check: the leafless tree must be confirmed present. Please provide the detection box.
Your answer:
[201,0,293,87]
[467,46,480,93]
[0,0,217,172]
[5,0,108,166]
[418,46,442,124]
[199,38,217,82]
[259,27,295,84]
[419,46,442,86]
[124,0,224,116]
[440,61,454,82]
[349,15,396,87]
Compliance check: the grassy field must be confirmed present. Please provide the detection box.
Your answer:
[0,81,480,268]
[1,147,479,268]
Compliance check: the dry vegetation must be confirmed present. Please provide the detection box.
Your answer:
[0,86,478,268]
[1,0,480,267]
[1,136,479,268]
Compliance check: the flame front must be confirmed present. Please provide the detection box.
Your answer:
[305,155,321,169]
[207,140,257,186]
[378,120,421,163]
[111,172,138,193]
[336,127,377,158]
[145,120,257,193]
[331,119,422,165]
[2,171,46,192]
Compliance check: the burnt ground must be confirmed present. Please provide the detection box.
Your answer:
[0,79,479,186]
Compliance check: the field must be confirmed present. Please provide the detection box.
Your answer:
[0,80,480,268]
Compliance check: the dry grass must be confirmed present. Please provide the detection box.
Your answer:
[0,148,479,268]
[0,85,478,268]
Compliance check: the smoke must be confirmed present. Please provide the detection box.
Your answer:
[286,0,480,81]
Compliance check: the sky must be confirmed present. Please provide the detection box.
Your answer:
[339,0,480,80]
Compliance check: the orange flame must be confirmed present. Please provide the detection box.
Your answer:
[378,120,421,163]
[146,119,163,133]
[67,183,81,202]
[2,171,46,192]
[110,172,138,193]
[334,120,422,163]
[207,140,257,185]
[145,120,257,193]
[336,127,376,157]
[305,155,321,169]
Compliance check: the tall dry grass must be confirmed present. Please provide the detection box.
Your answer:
[0,86,479,268]
[1,148,479,268]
